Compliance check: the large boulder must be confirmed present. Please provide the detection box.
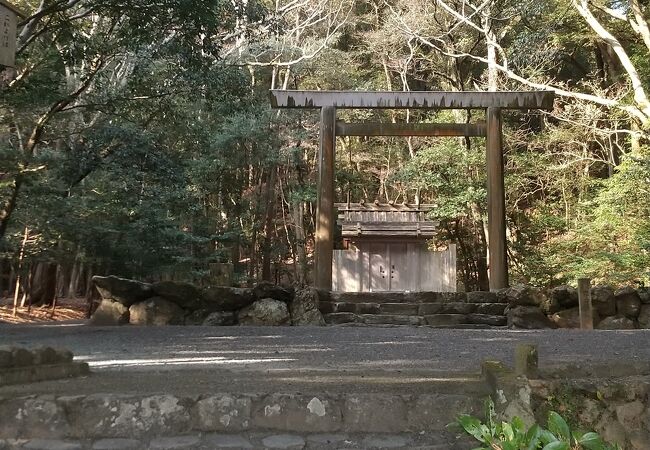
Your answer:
[638,288,650,304]
[253,281,293,303]
[615,287,642,319]
[550,307,600,329]
[238,298,290,326]
[184,309,211,325]
[202,311,236,326]
[638,305,650,329]
[88,299,129,326]
[507,306,557,329]
[129,297,185,325]
[504,285,546,307]
[201,286,255,312]
[92,275,152,307]
[151,281,202,309]
[290,288,325,326]
[591,285,616,317]
[466,291,505,304]
[550,285,578,309]
[596,315,636,330]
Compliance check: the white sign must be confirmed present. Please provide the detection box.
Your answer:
[0,3,17,68]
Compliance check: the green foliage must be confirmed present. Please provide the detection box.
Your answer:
[458,398,621,450]
[3,0,650,288]
[396,138,487,221]
[541,150,650,285]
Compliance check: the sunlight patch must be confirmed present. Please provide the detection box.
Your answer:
[83,356,295,368]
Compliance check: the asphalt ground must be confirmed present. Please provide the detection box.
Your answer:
[1,324,649,396]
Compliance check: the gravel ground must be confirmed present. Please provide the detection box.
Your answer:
[1,324,648,374]
[1,324,649,408]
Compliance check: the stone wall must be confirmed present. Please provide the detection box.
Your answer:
[0,346,89,386]
[88,275,650,330]
[482,349,650,450]
[502,284,650,329]
[89,277,325,327]
[528,374,650,449]
[0,391,480,439]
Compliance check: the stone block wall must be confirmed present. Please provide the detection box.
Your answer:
[0,391,482,440]
[88,275,650,330]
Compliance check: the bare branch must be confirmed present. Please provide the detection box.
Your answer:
[573,0,650,121]
[629,0,650,53]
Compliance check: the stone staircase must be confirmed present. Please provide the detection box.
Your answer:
[320,291,508,328]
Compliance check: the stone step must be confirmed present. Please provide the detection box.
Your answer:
[320,301,507,316]
[330,292,467,304]
[0,431,479,449]
[324,312,507,327]
[0,389,485,440]
[329,291,505,305]
[360,314,424,326]
[426,324,508,330]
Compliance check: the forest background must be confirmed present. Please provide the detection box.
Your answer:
[0,0,649,305]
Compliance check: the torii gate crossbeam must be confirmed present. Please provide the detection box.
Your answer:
[270,90,555,291]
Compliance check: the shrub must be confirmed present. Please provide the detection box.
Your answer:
[457,398,620,450]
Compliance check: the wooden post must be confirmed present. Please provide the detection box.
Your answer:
[578,278,593,329]
[486,107,508,290]
[514,343,538,378]
[314,106,336,290]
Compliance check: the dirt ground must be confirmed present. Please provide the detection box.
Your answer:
[0,297,87,324]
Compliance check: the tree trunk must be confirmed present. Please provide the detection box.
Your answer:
[68,258,81,298]
[292,201,308,285]
[12,227,29,315]
[261,166,277,281]
[29,262,58,306]
[56,263,68,298]
[84,265,95,318]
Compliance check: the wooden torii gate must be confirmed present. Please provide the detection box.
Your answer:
[270,90,555,291]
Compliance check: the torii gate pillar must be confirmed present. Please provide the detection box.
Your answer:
[486,107,508,290]
[315,106,336,290]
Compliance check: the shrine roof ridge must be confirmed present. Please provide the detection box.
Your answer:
[270,89,555,110]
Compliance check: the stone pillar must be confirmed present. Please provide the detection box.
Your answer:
[578,278,593,329]
[486,107,508,290]
[314,106,336,290]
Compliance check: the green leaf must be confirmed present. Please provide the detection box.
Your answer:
[547,411,571,440]
[511,416,526,434]
[578,431,608,450]
[539,429,559,445]
[525,424,542,450]
[502,422,515,441]
[542,442,570,450]
[484,397,496,435]
[458,415,485,441]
